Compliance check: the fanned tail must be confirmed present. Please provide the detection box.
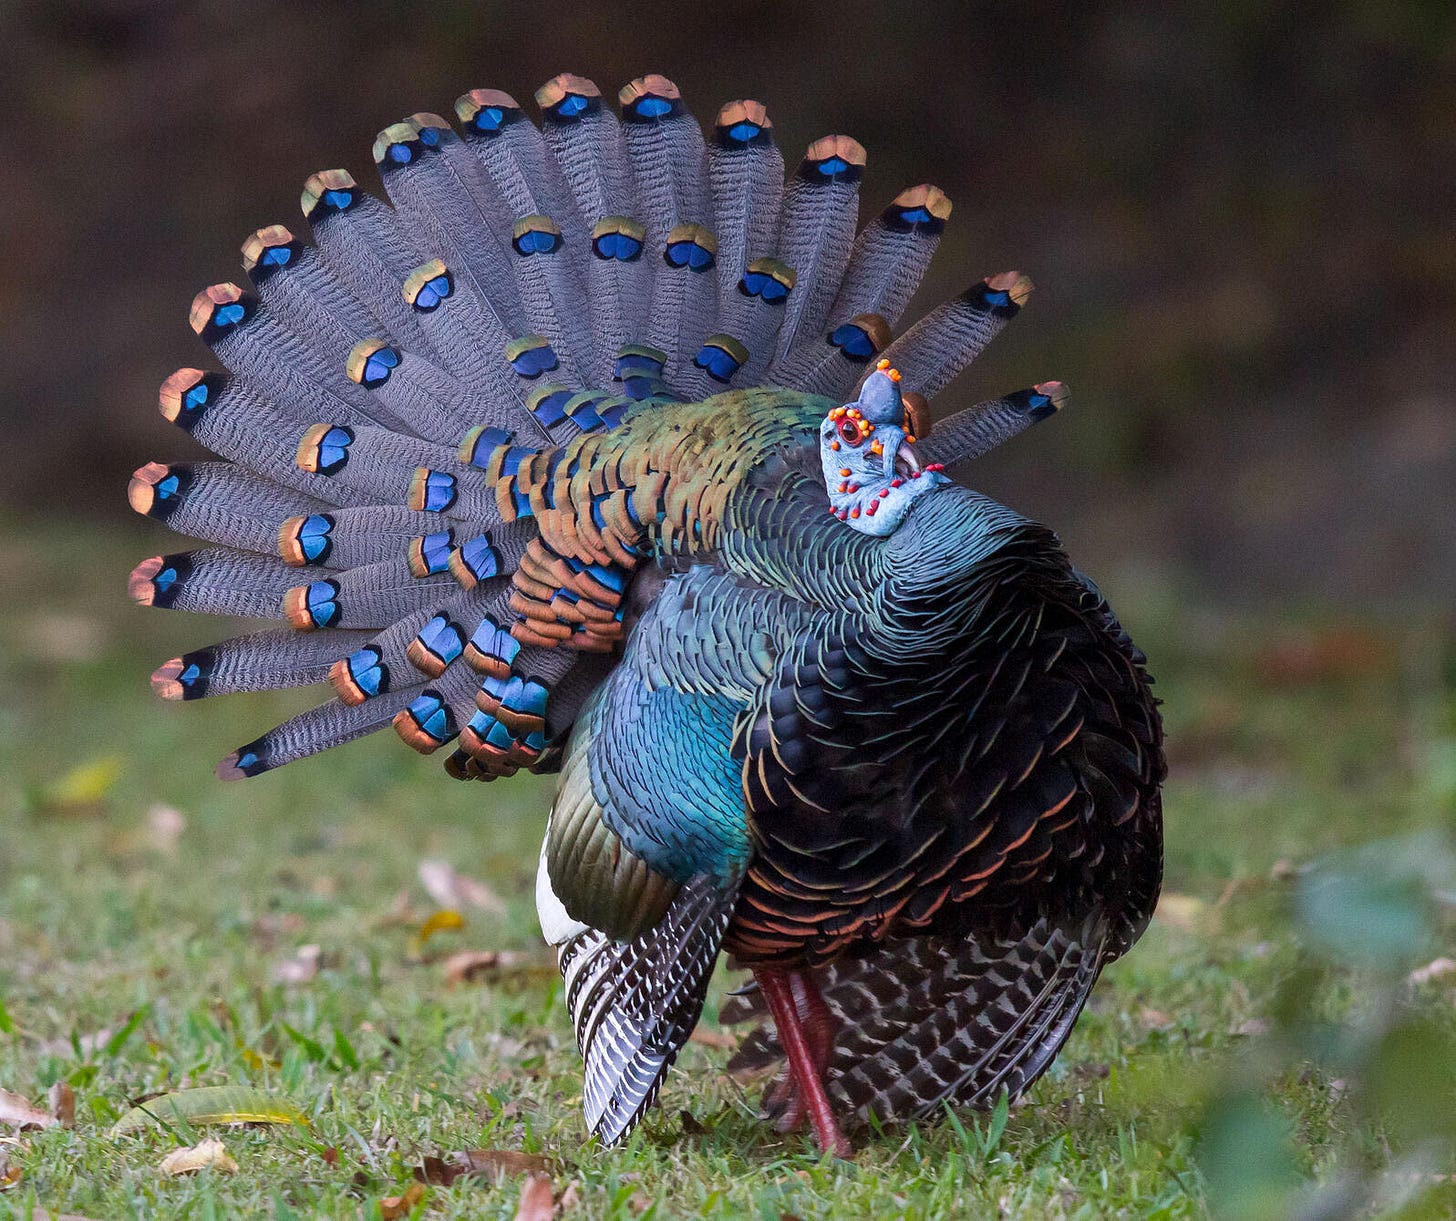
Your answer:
[131,71,1054,783]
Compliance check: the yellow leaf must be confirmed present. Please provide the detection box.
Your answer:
[111,1085,306,1136]
[410,909,466,957]
[36,756,124,814]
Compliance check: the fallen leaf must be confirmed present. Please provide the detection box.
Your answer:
[409,909,466,959]
[0,1088,54,1130]
[1,1161,20,1190]
[378,888,420,929]
[1256,626,1393,686]
[159,1137,239,1176]
[47,1082,74,1129]
[419,859,507,914]
[1152,892,1209,933]
[272,944,322,985]
[29,755,124,818]
[1408,957,1456,987]
[146,803,187,852]
[237,1041,280,1072]
[380,1182,427,1218]
[442,949,546,985]
[321,1146,339,1167]
[111,1085,307,1136]
[688,1026,737,1050]
[248,911,306,950]
[514,1173,555,1221]
[419,1148,552,1186]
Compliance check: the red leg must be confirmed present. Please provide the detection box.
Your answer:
[769,971,840,1133]
[756,968,853,1157]
[794,971,838,1074]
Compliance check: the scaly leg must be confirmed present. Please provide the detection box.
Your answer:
[796,971,838,1073]
[755,967,853,1157]
[769,972,840,1131]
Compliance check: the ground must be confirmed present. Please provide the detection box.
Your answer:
[1,523,1453,1219]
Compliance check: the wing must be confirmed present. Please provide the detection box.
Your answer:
[537,563,823,1143]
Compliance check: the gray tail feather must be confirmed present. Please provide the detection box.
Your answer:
[723,913,1110,1125]
[560,874,735,1145]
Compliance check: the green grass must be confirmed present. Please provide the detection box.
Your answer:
[1,521,1454,1218]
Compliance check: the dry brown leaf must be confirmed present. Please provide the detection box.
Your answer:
[419,859,507,914]
[38,1027,115,1059]
[514,1173,555,1221]
[1408,957,1456,987]
[1256,626,1393,686]
[442,949,546,985]
[688,1026,737,1050]
[378,887,421,928]
[431,1149,552,1185]
[159,1137,239,1176]
[271,943,322,985]
[1152,893,1209,933]
[48,1082,74,1129]
[380,1181,427,1218]
[1,1161,21,1190]
[248,911,305,950]
[0,1088,55,1130]
[146,803,187,853]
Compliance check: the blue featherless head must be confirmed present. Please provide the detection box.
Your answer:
[820,359,948,536]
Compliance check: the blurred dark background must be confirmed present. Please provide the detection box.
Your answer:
[2,0,1452,606]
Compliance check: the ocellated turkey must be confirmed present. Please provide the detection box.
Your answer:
[128,72,1165,1156]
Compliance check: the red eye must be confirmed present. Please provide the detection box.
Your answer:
[836,417,865,446]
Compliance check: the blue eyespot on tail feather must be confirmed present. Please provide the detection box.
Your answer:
[279,514,335,566]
